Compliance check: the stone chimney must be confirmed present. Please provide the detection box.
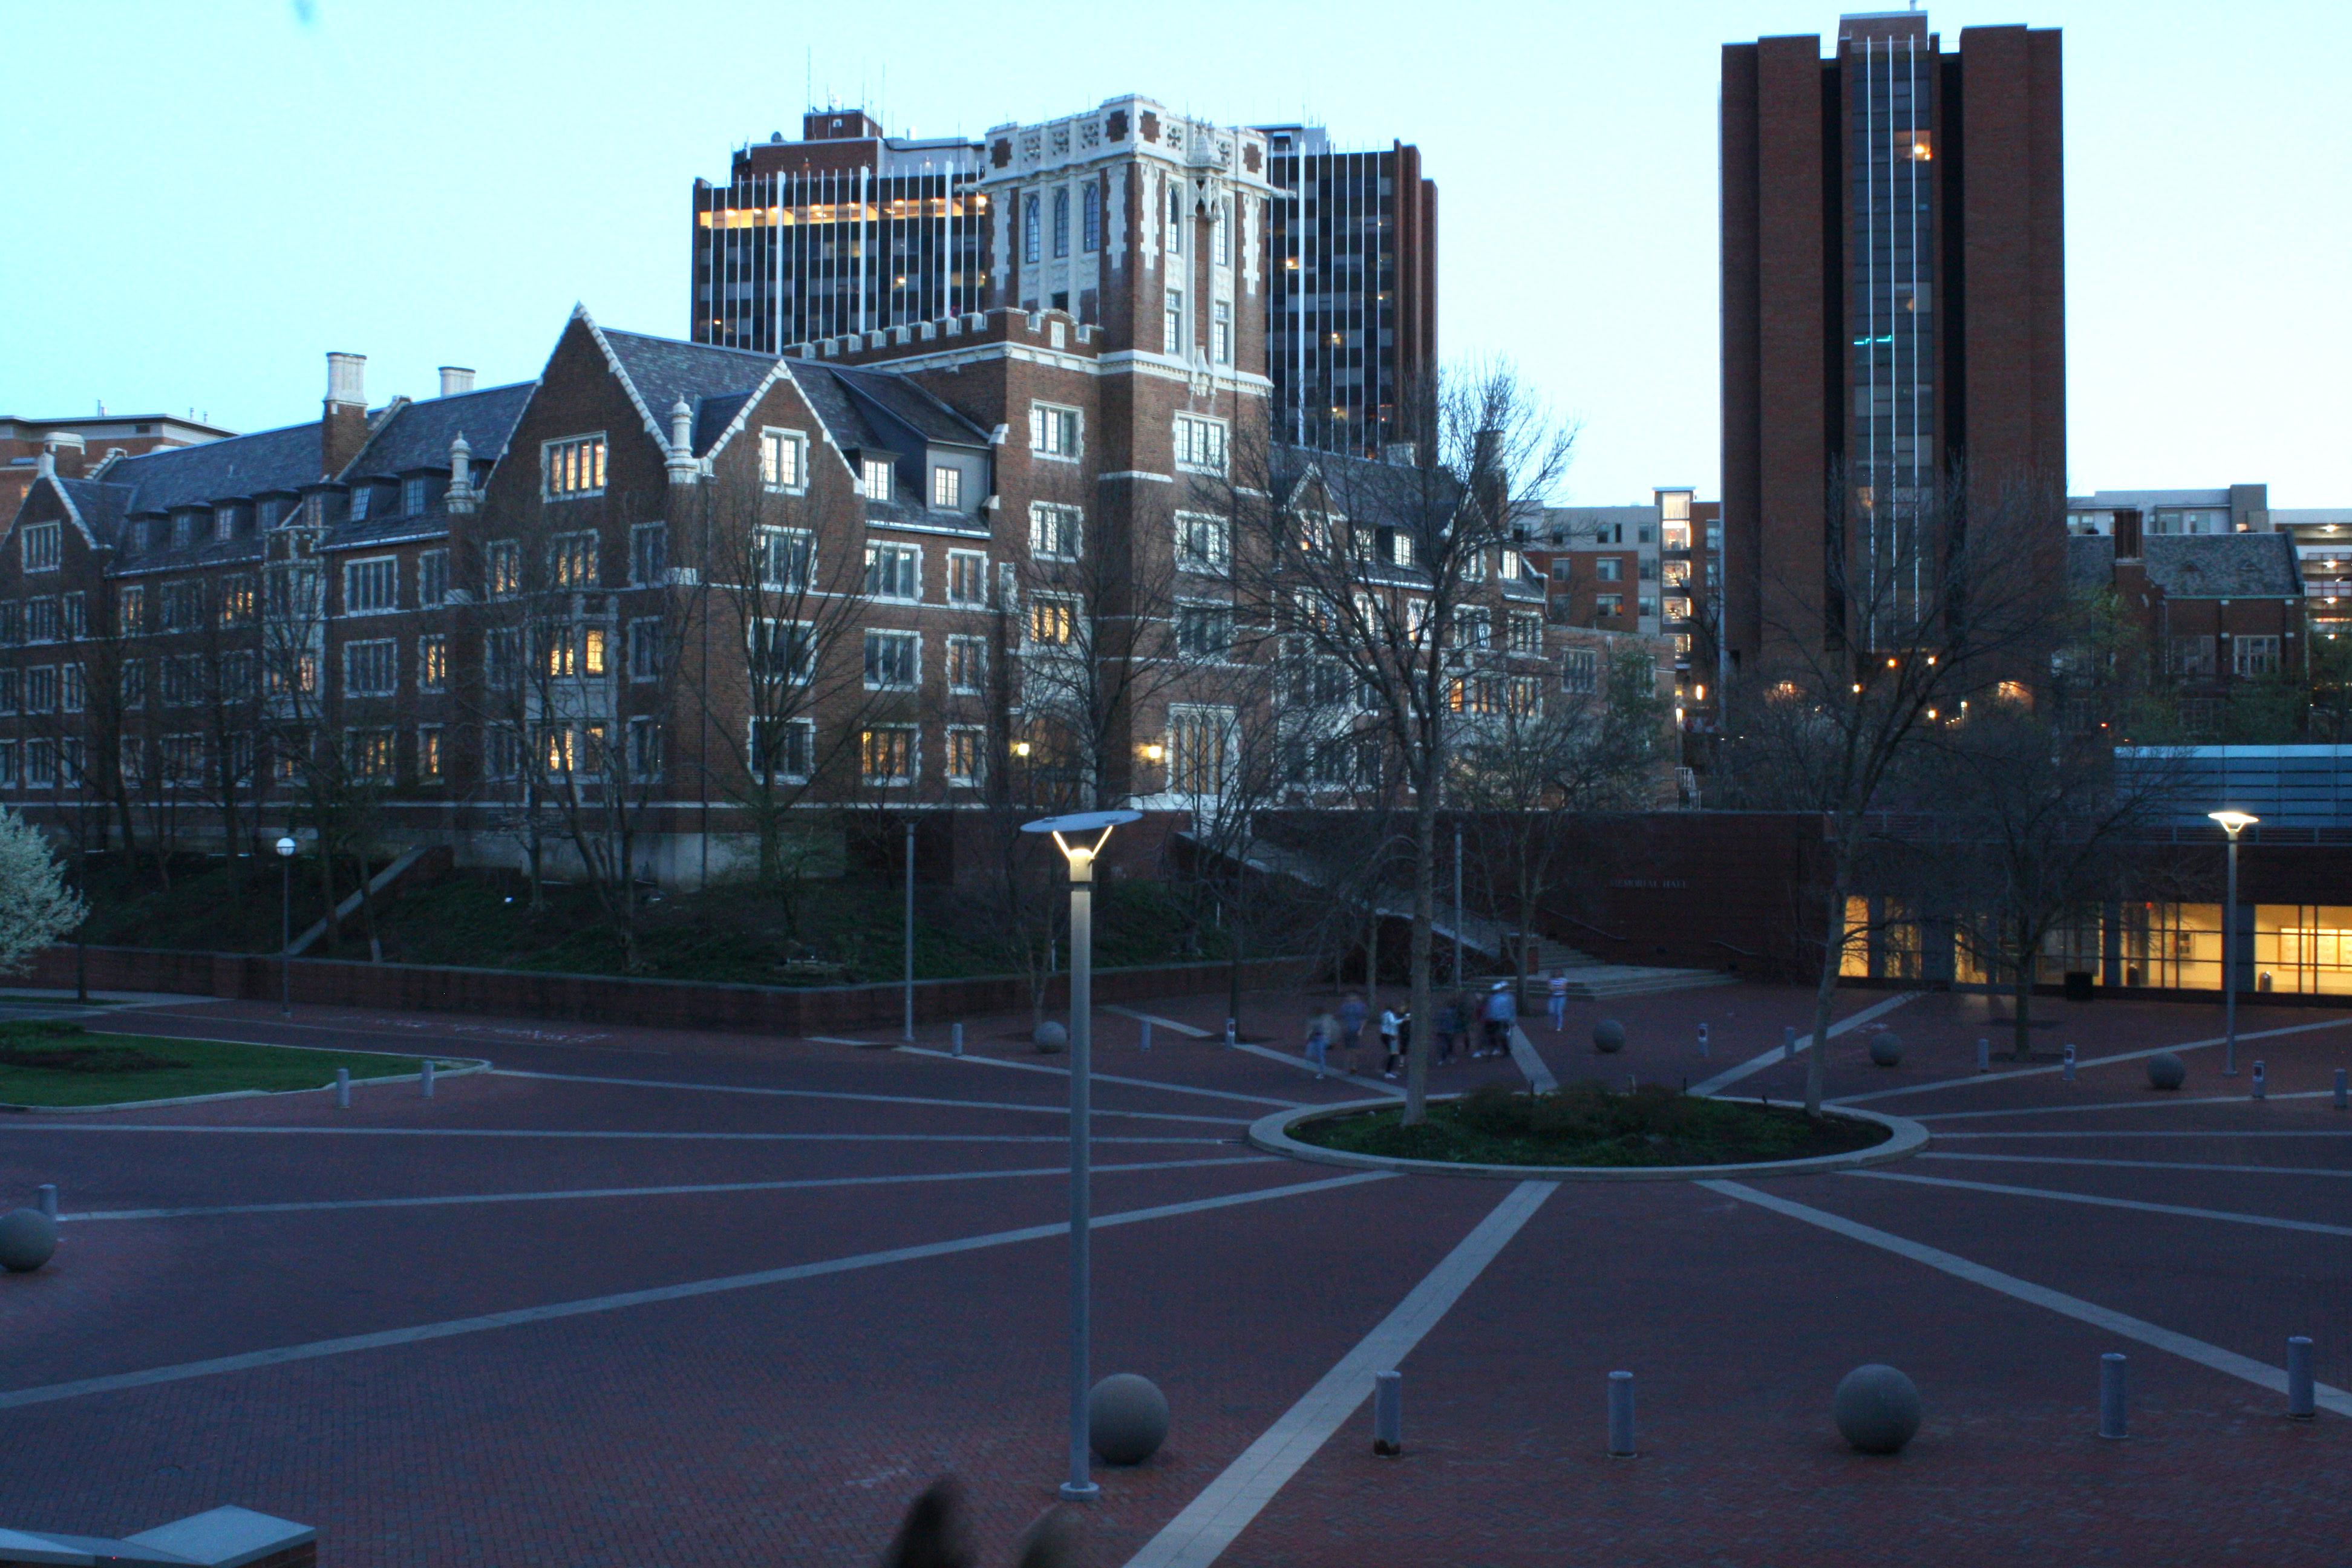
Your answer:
[445,434,475,516]
[667,398,699,485]
[321,351,370,477]
[438,366,476,398]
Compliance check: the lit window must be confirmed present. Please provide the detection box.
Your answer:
[543,434,607,498]
[946,727,984,786]
[1028,593,1078,646]
[486,540,521,598]
[946,634,987,694]
[946,550,988,605]
[931,465,962,510]
[760,429,807,491]
[860,725,917,785]
[1168,706,1232,796]
[417,726,444,780]
[547,531,598,589]
[418,634,448,691]
[861,457,894,501]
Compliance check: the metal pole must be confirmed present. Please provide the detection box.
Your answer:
[1373,1370,1403,1455]
[1607,1371,1636,1457]
[281,852,292,1019]
[2288,1337,2316,1419]
[1452,823,1463,984]
[2224,834,2239,1076]
[1061,857,1099,1502]
[903,817,915,1043]
[2098,1353,2128,1439]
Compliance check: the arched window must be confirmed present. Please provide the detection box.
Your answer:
[1052,188,1070,258]
[1082,183,1102,252]
[1023,194,1041,264]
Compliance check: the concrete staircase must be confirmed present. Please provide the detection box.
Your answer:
[1509,938,1738,1000]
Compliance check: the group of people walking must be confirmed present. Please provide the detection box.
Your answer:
[1302,978,1557,1081]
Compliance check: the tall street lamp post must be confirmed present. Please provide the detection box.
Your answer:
[276,835,299,1018]
[2209,811,2258,1076]
[1021,807,1139,1503]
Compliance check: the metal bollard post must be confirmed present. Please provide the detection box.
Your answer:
[2062,1044,2076,1083]
[1697,1022,1710,1059]
[1607,1371,1636,1457]
[951,1022,964,1058]
[1140,1019,1152,1053]
[2288,1336,2316,1419]
[1373,1370,1403,1456]
[420,1060,436,1099]
[1224,1019,1237,1049]
[1977,1037,1990,1073]
[36,1184,57,1220]
[2099,1353,2128,1439]
[2336,1067,2348,1111]
[1783,1025,1797,1062]
[2252,1060,2266,1100]
[334,1068,350,1109]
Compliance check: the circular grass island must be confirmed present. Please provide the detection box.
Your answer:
[1255,1080,1924,1181]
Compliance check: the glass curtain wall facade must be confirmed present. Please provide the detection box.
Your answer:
[1843,900,2352,997]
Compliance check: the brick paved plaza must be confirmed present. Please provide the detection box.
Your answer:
[1,981,2347,1566]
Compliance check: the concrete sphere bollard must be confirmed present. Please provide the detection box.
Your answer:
[0,1208,58,1274]
[1033,1021,1068,1054]
[1834,1364,1922,1455]
[2146,1052,2187,1091]
[1089,1373,1170,1465]
[1592,1019,1626,1054]
[1867,1031,1903,1068]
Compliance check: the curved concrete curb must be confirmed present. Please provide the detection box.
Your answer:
[0,1057,491,1116]
[1246,1093,1929,1182]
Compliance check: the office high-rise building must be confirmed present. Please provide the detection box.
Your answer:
[1258,126,1438,459]
[691,111,988,353]
[1720,10,2063,667]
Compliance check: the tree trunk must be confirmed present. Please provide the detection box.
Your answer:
[2012,916,2034,1060]
[353,852,383,964]
[1803,836,1857,1116]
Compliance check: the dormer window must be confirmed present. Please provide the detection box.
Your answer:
[350,487,371,521]
[214,505,238,540]
[173,514,198,549]
[403,477,428,515]
[861,458,893,502]
[260,498,283,529]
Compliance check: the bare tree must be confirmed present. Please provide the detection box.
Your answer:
[1714,463,2061,1113]
[1230,362,1576,1124]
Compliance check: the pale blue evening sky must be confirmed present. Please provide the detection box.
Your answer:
[1,1,2344,504]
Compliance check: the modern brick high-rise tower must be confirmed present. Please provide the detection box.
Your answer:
[1720,10,2064,668]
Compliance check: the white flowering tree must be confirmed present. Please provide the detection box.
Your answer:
[0,809,88,973]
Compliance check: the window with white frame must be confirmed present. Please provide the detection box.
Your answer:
[221,651,255,702]
[946,550,988,606]
[1022,193,1042,264]
[115,586,143,634]
[486,539,521,597]
[1175,512,1230,574]
[1508,612,1544,656]
[930,465,961,510]
[946,634,987,694]
[0,741,16,786]
[864,543,920,600]
[1030,403,1080,458]
[547,531,598,589]
[0,668,16,713]
[1214,201,1232,266]
[417,549,449,607]
[417,725,444,781]
[1164,289,1184,354]
[63,592,87,638]
[630,522,667,585]
[1052,187,1070,258]
[1595,557,1622,583]
[345,727,395,779]
[946,726,984,786]
[627,617,662,682]
[1166,181,1185,252]
[25,738,57,788]
[1030,504,1082,561]
[758,528,812,590]
[1173,414,1226,472]
[864,629,920,690]
[483,725,522,781]
[1212,301,1231,365]
[1168,705,1232,797]
[543,434,606,498]
[751,716,814,782]
[350,487,372,522]
[486,629,521,689]
[419,634,448,691]
[344,639,398,696]
[760,428,808,491]
[1452,607,1491,657]
[749,619,817,681]
[1561,647,1598,694]
[1595,593,1624,618]
[628,717,662,783]
[402,477,428,516]
[25,665,57,713]
[2234,634,2282,678]
[62,662,83,713]
[1028,593,1079,647]
[1082,183,1102,251]
[1463,549,1489,582]
[861,457,895,501]
[344,557,397,613]
[21,523,59,573]
[1177,601,1233,660]
[860,725,917,786]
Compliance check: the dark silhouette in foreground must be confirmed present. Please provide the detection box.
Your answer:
[880,1477,1078,1568]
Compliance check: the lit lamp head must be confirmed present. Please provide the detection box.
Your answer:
[275,835,298,858]
[2208,809,2259,841]
[1140,741,1166,765]
[1022,808,1142,884]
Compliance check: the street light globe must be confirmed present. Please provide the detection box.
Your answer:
[275,835,298,858]
[2207,811,2259,838]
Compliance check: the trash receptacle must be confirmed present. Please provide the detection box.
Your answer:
[2063,970,2095,1002]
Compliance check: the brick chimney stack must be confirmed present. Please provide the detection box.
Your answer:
[322,351,369,477]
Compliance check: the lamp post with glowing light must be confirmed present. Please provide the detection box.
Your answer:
[2209,811,2258,1074]
[1022,806,1140,1502]
[275,835,298,1018]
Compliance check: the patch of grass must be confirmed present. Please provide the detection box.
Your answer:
[1295,1079,1892,1168]
[0,1019,433,1108]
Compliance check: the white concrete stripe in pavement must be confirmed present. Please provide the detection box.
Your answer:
[1832,1015,2352,1106]
[57,1156,1273,1223]
[1121,1180,1555,1568]
[1704,1179,2352,1417]
[1508,1024,1558,1094]
[897,1045,1302,1109]
[1230,1039,1403,1098]
[1916,1089,2337,1122]
[0,1170,1390,1411]
[1921,1151,2352,1178]
[1843,1168,2352,1238]
[1689,992,1916,1096]
[1936,1129,2352,1141]
[1,1125,1230,1146]
[492,1068,1249,1126]
[1105,1007,1212,1039]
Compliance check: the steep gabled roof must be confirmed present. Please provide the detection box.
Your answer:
[797,362,992,450]
[98,419,325,515]
[2067,532,2115,593]
[342,381,535,480]
[2143,534,2301,599]
[595,324,782,457]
